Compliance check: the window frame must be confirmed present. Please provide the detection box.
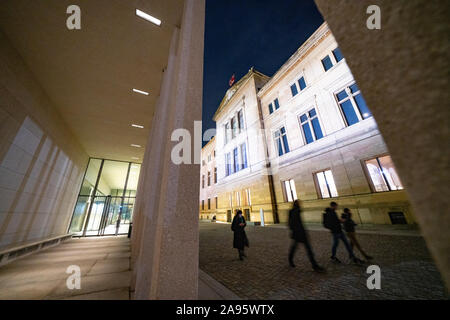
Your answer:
[361,154,404,193]
[273,126,290,157]
[282,179,298,202]
[313,169,339,199]
[334,82,371,127]
[298,107,325,145]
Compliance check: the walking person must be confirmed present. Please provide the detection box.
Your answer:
[231,210,249,260]
[341,208,373,260]
[288,200,325,272]
[323,202,364,264]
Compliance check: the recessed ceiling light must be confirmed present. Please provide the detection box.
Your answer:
[133,88,149,96]
[131,124,144,129]
[131,144,142,148]
[136,9,161,26]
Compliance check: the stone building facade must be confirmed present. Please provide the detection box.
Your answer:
[199,136,217,220]
[201,22,414,225]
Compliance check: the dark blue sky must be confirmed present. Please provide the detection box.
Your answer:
[202,0,324,140]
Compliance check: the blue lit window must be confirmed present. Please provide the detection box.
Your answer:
[299,76,306,90]
[336,83,372,126]
[299,108,324,144]
[274,127,290,156]
[321,55,333,71]
[274,98,280,110]
[290,83,298,97]
[240,143,248,169]
[233,148,239,173]
[332,47,344,62]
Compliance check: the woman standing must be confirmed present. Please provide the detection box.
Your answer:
[231,210,249,260]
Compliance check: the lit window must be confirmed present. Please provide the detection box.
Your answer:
[332,47,344,62]
[274,127,290,156]
[274,98,280,110]
[291,83,298,97]
[365,155,403,192]
[321,55,333,71]
[283,179,298,202]
[336,83,371,126]
[238,110,244,132]
[224,123,230,144]
[225,153,231,176]
[298,76,307,91]
[240,143,248,169]
[315,170,338,198]
[236,191,241,206]
[245,188,251,206]
[231,117,237,139]
[299,108,324,144]
[233,148,239,173]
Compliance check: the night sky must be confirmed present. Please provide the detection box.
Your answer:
[202,0,324,142]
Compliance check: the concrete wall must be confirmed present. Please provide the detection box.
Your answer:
[0,30,88,250]
[314,0,449,286]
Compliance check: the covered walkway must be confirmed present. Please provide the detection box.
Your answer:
[0,237,131,300]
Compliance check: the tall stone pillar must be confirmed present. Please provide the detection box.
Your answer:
[132,0,205,299]
[314,0,449,287]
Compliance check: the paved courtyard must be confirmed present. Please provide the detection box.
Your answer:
[199,221,448,300]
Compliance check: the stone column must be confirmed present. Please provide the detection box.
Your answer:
[132,0,205,299]
[314,0,449,287]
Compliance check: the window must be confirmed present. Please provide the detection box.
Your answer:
[233,148,239,173]
[283,179,298,202]
[231,117,237,139]
[215,196,218,209]
[365,155,403,192]
[274,98,280,110]
[201,200,204,210]
[207,198,211,210]
[240,143,248,169]
[290,83,298,97]
[332,47,344,62]
[207,171,210,186]
[224,123,230,144]
[315,170,338,198]
[298,76,306,91]
[299,108,324,144]
[291,77,306,97]
[321,55,333,71]
[236,191,241,206]
[225,153,231,176]
[336,83,371,126]
[246,188,251,206]
[274,127,290,156]
[214,167,217,183]
[202,175,205,188]
[238,110,244,132]
[268,98,280,114]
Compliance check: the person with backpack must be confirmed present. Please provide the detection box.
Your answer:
[288,200,325,272]
[341,208,373,260]
[323,202,364,264]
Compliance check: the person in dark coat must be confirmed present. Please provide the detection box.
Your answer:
[325,202,364,264]
[288,200,325,272]
[341,208,373,260]
[231,210,249,260]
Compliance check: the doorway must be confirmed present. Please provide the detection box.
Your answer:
[68,158,141,237]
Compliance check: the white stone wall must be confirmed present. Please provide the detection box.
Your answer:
[0,31,88,250]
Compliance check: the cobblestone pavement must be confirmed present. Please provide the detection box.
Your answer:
[199,222,448,300]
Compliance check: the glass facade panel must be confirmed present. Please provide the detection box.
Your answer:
[68,158,141,237]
